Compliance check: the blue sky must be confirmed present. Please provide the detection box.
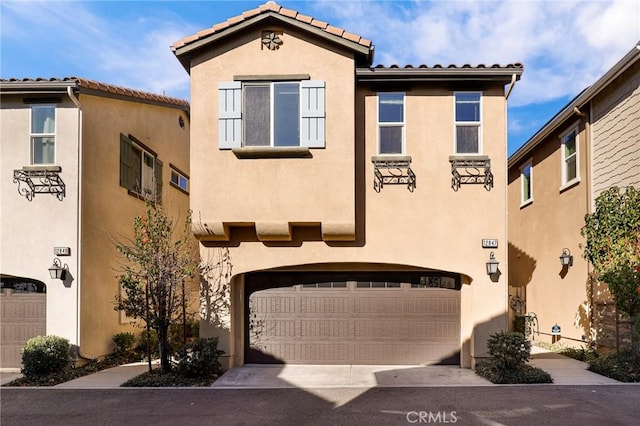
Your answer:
[2,0,638,155]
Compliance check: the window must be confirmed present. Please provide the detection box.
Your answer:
[30,105,55,164]
[411,276,458,289]
[356,281,401,288]
[170,166,189,193]
[218,80,325,149]
[377,93,405,154]
[301,282,347,289]
[520,160,533,206]
[560,126,579,187]
[120,134,162,201]
[454,92,481,154]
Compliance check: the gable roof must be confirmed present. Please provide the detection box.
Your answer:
[0,77,189,111]
[172,1,374,71]
[508,41,640,167]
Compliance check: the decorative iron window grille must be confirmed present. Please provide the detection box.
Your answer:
[13,166,65,201]
[449,156,493,191]
[372,156,416,192]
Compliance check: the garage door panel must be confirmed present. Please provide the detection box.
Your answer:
[300,344,350,362]
[354,297,404,314]
[301,319,350,337]
[0,289,46,368]
[301,296,350,314]
[247,281,460,365]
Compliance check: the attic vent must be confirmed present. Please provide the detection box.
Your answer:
[262,31,283,50]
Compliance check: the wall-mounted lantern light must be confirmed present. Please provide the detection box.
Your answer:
[559,248,573,267]
[48,258,68,280]
[486,251,499,275]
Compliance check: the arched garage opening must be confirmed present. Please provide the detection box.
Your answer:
[0,275,47,368]
[245,270,461,365]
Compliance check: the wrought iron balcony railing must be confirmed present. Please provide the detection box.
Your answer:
[13,166,65,201]
[449,155,493,191]
[372,156,416,192]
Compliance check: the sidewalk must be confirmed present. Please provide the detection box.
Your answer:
[529,346,619,385]
[2,346,623,388]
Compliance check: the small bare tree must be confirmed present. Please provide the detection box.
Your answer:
[115,201,198,374]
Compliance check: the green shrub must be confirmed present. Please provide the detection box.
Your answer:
[560,347,598,363]
[138,329,159,357]
[169,318,200,352]
[513,315,526,334]
[112,332,136,355]
[175,337,224,378]
[588,350,640,382]
[487,331,531,369]
[121,369,217,387]
[21,335,70,380]
[476,359,553,384]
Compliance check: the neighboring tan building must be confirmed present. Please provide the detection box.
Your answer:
[173,1,522,368]
[0,78,191,367]
[508,42,640,349]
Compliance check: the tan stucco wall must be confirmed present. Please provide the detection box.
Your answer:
[591,59,640,199]
[79,93,191,358]
[190,28,355,237]
[190,26,510,367]
[1,97,81,348]
[508,117,591,345]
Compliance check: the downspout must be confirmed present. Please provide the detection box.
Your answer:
[505,74,517,101]
[575,104,595,344]
[66,86,92,360]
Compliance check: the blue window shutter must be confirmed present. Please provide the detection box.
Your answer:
[218,82,242,149]
[300,80,325,148]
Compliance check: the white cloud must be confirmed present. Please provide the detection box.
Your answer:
[1,0,196,99]
[314,0,640,107]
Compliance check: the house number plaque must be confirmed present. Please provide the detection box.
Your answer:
[54,247,71,256]
[482,239,498,249]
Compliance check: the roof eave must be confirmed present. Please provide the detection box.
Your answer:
[508,41,640,168]
[356,67,523,84]
[173,11,373,72]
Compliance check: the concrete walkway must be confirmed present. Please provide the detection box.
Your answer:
[529,346,619,385]
[1,346,624,389]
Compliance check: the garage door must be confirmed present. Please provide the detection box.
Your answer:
[246,276,460,365]
[0,276,46,368]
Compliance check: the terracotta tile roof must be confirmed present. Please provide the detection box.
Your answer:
[172,1,372,51]
[371,63,524,70]
[0,77,189,108]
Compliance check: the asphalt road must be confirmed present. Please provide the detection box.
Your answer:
[2,385,639,426]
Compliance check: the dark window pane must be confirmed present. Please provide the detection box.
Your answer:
[456,126,479,153]
[32,136,55,164]
[31,106,55,133]
[332,282,347,288]
[274,83,299,146]
[566,156,577,181]
[564,132,576,156]
[386,282,401,288]
[244,85,270,146]
[455,93,480,122]
[379,126,403,154]
[379,93,404,123]
[356,281,370,288]
[317,282,331,288]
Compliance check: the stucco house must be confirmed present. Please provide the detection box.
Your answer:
[508,42,640,349]
[173,1,522,368]
[0,78,191,367]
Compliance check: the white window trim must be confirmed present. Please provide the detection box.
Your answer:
[132,141,156,198]
[520,159,533,208]
[559,123,580,191]
[453,91,482,155]
[30,104,56,165]
[376,92,406,155]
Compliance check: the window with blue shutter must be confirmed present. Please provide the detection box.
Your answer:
[218,80,325,149]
